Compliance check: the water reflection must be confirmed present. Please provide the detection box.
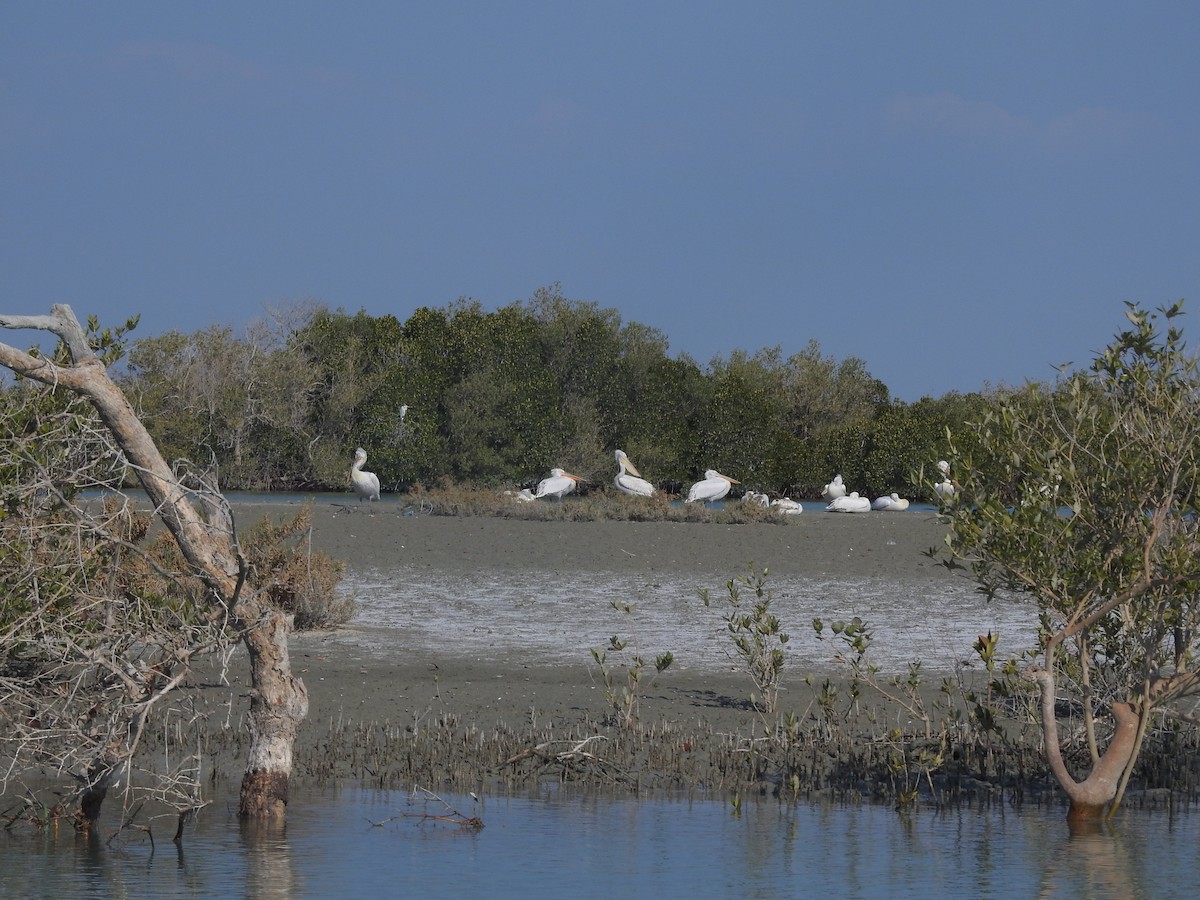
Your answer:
[1,786,1194,899]
[239,818,297,900]
[1035,819,1144,899]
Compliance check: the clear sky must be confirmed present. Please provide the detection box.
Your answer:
[3,3,1198,401]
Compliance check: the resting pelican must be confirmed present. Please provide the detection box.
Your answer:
[827,491,871,513]
[504,488,535,502]
[534,467,581,500]
[871,492,910,511]
[742,490,771,508]
[686,469,740,504]
[350,447,381,502]
[771,497,803,515]
[934,460,956,499]
[613,450,655,497]
[822,474,848,501]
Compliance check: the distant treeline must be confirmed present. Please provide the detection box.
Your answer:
[110,286,1002,499]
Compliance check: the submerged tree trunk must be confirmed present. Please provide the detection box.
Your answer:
[238,610,309,820]
[1025,665,1140,823]
[0,305,307,822]
[76,742,125,832]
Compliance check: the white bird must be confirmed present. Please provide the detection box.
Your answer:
[686,469,740,504]
[934,460,956,499]
[350,447,381,502]
[871,492,910,511]
[771,497,803,515]
[827,491,871,513]
[822,474,848,501]
[742,490,771,507]
[613,450,655,497]
[504,488,535,502]
[534,467,582,500]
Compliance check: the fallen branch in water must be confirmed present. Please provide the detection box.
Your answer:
[366,787,483,831]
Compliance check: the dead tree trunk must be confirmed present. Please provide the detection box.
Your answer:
[0,305,307,822]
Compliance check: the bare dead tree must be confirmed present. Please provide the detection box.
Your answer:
[0,381,228,833]
[0,305,307,823]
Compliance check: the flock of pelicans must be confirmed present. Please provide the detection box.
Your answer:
[350,447,959,514]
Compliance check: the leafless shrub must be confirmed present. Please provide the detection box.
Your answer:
[0,383,230,832]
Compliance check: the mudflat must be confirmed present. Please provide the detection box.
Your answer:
[301,499,955,582]
[200,500,997,793]
[174,501,1198,807]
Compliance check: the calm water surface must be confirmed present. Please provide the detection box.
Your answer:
[0,786,1193,899]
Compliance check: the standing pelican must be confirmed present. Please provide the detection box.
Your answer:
[686,469,740,504]
[871,492,910,511]
[534,467,582,500]
[827,491,871,513]
[350,447,380,502]
[613,450,655,497]
[822,474,848,501]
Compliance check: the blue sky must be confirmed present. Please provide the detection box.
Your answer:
[3,3,1198,401]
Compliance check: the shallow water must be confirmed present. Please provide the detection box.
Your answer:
[1,786,1192,899]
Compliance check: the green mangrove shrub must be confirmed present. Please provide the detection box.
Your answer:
[590,600,674,728]
[701,566,790,715]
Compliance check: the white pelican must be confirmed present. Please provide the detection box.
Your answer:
[686,469,740,504]
[827,491,871,513]
[771,497,803,515]
[350,447,381,502]
[534,467,582,500]
[934,460,956,499]
[822,474,848,501]
[613,450,655,497]
[504,488,535,502]
[742,490,771,508]
[871,492,910,511]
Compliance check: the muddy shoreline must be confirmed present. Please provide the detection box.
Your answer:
[181,501,1195,810]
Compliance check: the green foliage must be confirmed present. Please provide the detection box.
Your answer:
[941,300,1200,815]
[590,599,674,728]
[696,350,786,483]
[702,566,790,715]
[812,615,939,738]
[118,286,989,495]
